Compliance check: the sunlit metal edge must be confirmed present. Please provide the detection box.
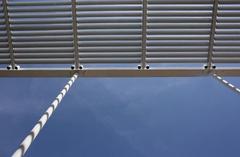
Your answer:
[0,68,240,77]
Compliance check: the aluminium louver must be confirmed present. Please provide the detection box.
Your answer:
[0,0,240,67]
[213,0,240,63]
[0,1,10,65]
[76,0,142,64]
[146,0,213,63]
[8,0,75,64]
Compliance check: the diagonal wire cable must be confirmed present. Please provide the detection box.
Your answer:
[11,73,78,157]
[212,73,240,94]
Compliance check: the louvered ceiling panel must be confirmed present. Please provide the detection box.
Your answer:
[8,0,74,64]
[76,0,142,64]
[213,0,240,63]
[0,0,239,70]
[146,0,213,63]
[0,1,10,65]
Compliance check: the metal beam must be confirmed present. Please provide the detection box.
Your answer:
[0,68,240,77]
[2,0,15,69]
[11,73,78,157]
[71,0,80,69]
[207,0,218,70]
[141,0,147,69]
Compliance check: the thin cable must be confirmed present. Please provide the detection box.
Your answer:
[213,73,240,94]
[12,73,78,157]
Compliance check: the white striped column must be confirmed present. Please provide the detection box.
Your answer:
[12,73,78,157]
[213,73,240,94]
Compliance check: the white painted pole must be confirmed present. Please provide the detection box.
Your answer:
[12,73,78,157]
[213,73,240,94]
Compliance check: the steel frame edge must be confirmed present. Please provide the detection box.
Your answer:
[0,68,240,77]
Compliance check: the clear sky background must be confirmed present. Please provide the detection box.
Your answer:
[0,76,240,157]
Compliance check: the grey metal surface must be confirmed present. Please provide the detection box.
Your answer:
[0,68,239,77]
[0,0,240,76]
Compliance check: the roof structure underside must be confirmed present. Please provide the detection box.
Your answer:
[1,0,240,77]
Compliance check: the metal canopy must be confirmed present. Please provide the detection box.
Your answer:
[1,1,239,156]
[0,0,240,77]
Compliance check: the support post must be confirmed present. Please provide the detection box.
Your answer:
[2,0,15,69]
[207,0,218,71]
[11,73,78,157]
[213,74,240,94]
[71,0,80,69]
[141,0,147,69]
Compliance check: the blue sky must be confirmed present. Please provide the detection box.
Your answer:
[0,76,240,157]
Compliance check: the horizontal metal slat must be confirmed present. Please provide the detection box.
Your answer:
[15,58,74,64]
[11,30,73,36]
[77,17,141,23]
[78,40,141,46]
[215,41,240,46]
[218,4,240,10]
[15,53,74,58]
[78,23,141,29]
[0,19,5,24]
[8,1,71,6]
[9,18,73,24]
[0,48,9,53]
[0,36,8,42]
[76,5,142,11]
[147,46,208,52]
[12,36,73,42]
[13,47,74,53]
[8,6,72,12]
[146,58,207,63]
[213,52,240,57]
[213,57,240,63]
[147,40,209,46]
[77,11,141,17]
[76,0,141,5]
[9,12,72,18]
[148,5,212,10]
[0,53,10,58]
[217,23,240,29]
[148,10,212,16]
[0,59,10,64]
[0,25,6,30]
[148,23,211,29]
[216,29,240,34]
[79,58,140,63]
[218,10,240,16]
[148,29,210,34]
[214,46,240,52]
[78,46,141,52]
[78,35,141,41]
[79,52,141,58]
[0,42,8,47]
[10,24,72,30]
[15,58,140,64]
[217,17,240,22]
[13,41,73,47]
[78,29,141,35]
[219,0,240,4]
[148,0,212,4]
[147,52,207,57]
[215,34,240,40]
[148,17,212,22]
[147,35,210,40]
